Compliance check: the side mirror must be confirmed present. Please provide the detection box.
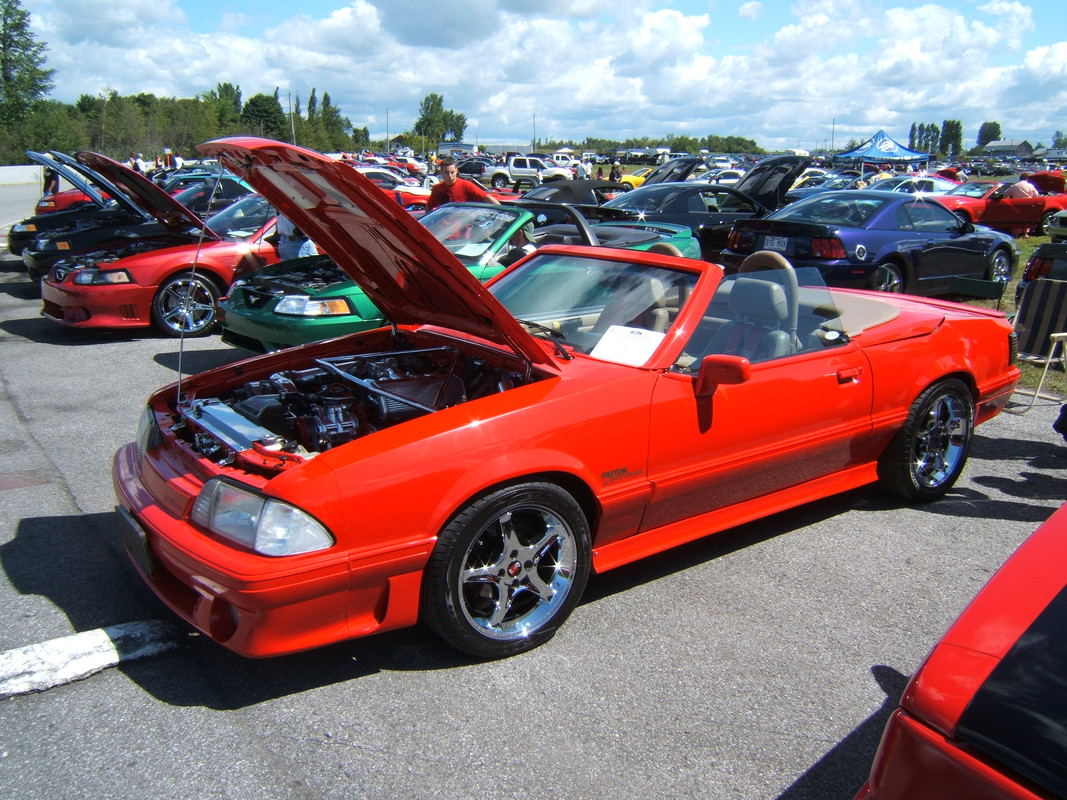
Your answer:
[695,354,751,397]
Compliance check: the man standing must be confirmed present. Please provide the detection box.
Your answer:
[426,157,501,211]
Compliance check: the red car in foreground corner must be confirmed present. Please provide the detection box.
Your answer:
[112,137,1019,659]
[854,501,1067,800]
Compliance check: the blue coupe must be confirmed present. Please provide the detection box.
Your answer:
[720,190,1017,295]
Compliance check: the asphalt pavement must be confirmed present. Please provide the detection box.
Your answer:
[0,180,1064,799]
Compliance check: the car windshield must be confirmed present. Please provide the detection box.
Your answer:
[772,194,890,226]
[944,182,997,198]
[420,204,524,258]
[205,194,275,240]
[489,253,700,367]
[602,185,686,212]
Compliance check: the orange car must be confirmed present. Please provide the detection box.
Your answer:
[112,137,1020,660]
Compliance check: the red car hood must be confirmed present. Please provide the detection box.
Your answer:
[1028,170,1066,194]
[74,151,217,239]
[197,137,557,370]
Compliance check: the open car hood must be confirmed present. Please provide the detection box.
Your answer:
[27,150,113,211]
[74,151,215,237]
[197,137,557,369]
[1027,170,1066,194]
[31,150,149,219]
[732,154,812,211]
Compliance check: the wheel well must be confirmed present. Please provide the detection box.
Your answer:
[447,472,600,536]
[159,267,226,294]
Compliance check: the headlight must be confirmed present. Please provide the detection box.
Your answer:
[274,295,353,317]
[190,478,334,556]
[72,269,132,285]
[13,222,35,233]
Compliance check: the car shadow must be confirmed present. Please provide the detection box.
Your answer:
[153,345,247,375]
[774,665,908,800]
[1,510,479,710]
[0,315,153,345]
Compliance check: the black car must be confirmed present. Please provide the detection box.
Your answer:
[8,151,152,257]
[1015,241,1067,302]
[601,154,810,260]
[21,151,215,287]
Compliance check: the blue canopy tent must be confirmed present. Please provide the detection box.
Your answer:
[832,130,930,173]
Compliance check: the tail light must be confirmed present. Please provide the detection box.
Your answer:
[1024,256,1052,281]
[811,237,847,259]
[727,229,757,252]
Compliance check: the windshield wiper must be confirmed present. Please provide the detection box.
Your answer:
[517,319,573,361]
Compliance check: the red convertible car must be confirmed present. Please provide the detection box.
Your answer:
[112,138,1020,660]
[933,171,1067,237]
[854,502,1067,800]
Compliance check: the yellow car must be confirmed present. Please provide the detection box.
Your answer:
[621,166,656,188]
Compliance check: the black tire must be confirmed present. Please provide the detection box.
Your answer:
[868,261,905,293]
[1040,211,1056,237]
[421,482,591,658]
[987,248,1012,283]
[151,271,221,337]
[878,379,974,502]
[491,174,508,190]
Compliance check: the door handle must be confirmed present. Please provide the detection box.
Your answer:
[837,367,863,383]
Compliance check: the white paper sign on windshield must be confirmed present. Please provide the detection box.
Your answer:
[589,325,666,366]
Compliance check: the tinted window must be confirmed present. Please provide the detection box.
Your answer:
[957,585,1067,799]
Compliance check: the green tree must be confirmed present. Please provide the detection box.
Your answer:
[0,0,54,131]
[241,91,287,138]
[414,92,447,146]
[1052,131,1066,149]
[977,121,1002,148]
[939,120,963,157]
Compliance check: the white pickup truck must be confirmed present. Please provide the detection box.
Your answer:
[484,157,572,189]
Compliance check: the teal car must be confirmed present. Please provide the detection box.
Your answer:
[218,201,700,352]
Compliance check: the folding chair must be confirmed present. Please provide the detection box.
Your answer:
[1005,278,1067,414]
[948,275,1005,311]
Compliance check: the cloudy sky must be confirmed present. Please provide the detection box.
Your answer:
[23,0,1067,152]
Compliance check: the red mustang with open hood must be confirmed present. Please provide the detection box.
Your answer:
[112,138,1020,659]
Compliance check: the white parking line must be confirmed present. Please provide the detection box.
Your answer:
[0,620,181,699]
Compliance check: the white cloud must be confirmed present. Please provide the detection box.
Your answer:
[22,0,1064,151]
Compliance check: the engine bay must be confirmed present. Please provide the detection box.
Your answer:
[176,345,530,468]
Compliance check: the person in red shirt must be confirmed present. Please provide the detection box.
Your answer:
[426,157,501,211]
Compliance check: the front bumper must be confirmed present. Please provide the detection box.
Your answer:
[111,442,428,656]
[41,278,154,329]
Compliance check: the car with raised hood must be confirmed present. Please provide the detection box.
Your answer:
[601,154,810,260]
[41,193,278,337]
[112,137,1019,660]
[853,502,1067,800]
[931,171,1067,237]
[22,151,212,286]
[8,150,142,257]
[721,190,1018,296]
[218,200,700,352]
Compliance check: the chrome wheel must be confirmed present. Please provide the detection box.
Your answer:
[1040,211,1055,237]
[910,392,969,489]
[869,262,904,293]
[151,272,220,337]
[422,482,591,657]
[879,379,974,502]
[988,248,1012,283]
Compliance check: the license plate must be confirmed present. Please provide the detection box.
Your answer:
[763,235,789,252]
[116,506,155,578]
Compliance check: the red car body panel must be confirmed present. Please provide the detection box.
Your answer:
[40,224,278,330]
[856,503,1067,799]
[36,188,98,214]
[111,138,1020,658]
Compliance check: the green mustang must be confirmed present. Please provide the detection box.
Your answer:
[218,201,701,352]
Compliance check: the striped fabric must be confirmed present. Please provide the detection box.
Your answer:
[1014,279,1067,361]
